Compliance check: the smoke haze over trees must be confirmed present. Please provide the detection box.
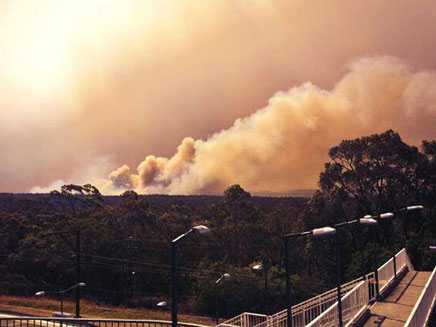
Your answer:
[2,130,436,317]
[30,56,436,196]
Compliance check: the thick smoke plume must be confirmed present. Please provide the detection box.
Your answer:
[96,56,436,195]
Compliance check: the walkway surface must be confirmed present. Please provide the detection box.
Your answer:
[362,270,431,327]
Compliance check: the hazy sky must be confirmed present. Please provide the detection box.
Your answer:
[2,0,436,194]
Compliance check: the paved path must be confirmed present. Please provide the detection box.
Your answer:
[362,271,431,327]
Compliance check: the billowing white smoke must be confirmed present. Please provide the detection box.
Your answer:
[96,56,436,195]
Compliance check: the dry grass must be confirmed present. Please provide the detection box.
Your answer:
[0,295,213,326]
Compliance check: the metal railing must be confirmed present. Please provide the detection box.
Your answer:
[265,275,372,327]
[0,318,209,327]
[377,257,395,293]
[218,313,268,327]
[305,280,368,327]
[218,248,410,327]
[219,273,375,327]
[404,266,436,327]
[0,250,412,327]
[377,248,409,293]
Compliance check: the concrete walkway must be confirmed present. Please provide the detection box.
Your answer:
[362,271,431,327]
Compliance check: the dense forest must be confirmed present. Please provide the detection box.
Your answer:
[1,130,436,319]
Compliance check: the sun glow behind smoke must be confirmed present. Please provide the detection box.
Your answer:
[2,0,436,194]
[0,0,172,118]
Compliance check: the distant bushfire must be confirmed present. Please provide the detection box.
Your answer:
[93,56,436,195]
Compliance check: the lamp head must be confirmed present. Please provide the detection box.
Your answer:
[191,225,210,235]
[78,282,86,287]
[312,227,336,237]
[379,212,394,219]
[35,291,45,296]
[359,217,378,226]
[157,301,168,307]
[252,264,263,272]
[407,205,424,211]
[216,272,231,284]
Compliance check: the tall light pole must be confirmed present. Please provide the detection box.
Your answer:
[284,226,338,327]
[129,236,136,300]
[252,263,269,314]
[215,273,231,324]
[334,232,343,327]
[390,205,424,278]
[368,205,423,280]
[172,225,210,327]
[35,282,86,316]
[334,216,379,297]
[359,211,398,299]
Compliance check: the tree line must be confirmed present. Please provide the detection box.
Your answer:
[0,129,435,318]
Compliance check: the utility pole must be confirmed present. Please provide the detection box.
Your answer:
[75,230,81,318]
[43,229,82,318]
[130,236,135,299]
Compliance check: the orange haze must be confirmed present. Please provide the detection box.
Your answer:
[1,0,436,194]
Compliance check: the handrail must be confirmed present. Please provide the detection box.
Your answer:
[218,312,268,327]
[218,248,409,327]
[377,248,408,293]
[0,249,418,327]
[404,266,436,327]
[0,317,210,327]
[219,273,375,327]
[305,280,368,327]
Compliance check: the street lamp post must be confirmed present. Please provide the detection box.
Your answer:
[284,226,337,327]
[334,233,343,327]
[392,206,424,278]
[35,282,86,316]
[372,212,397,279]
[346,211,395,300]
[252,263,269,314]
[334,216,379,298]
[215,273,231,324]
[171,225,210,327]
[334,217,378,276]
[346,205,424,299]
[371,205,424,280]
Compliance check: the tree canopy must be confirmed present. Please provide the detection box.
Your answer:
[0,130,435,318]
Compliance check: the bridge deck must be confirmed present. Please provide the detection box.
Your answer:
[362,271,432,327]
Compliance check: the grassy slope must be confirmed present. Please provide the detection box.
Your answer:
[0,295,213,326]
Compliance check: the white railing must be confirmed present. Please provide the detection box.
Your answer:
[218,248,409,327]
[219,313,268,327]
[377,256,395,293]
[305,280,369,327]
[219,273,376,327]
[264,275,374,327]
[219,275,367,327]
[377,248,409,293]
[366,272,377,302]
[396,248,411,271]
[404,266,436,327]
